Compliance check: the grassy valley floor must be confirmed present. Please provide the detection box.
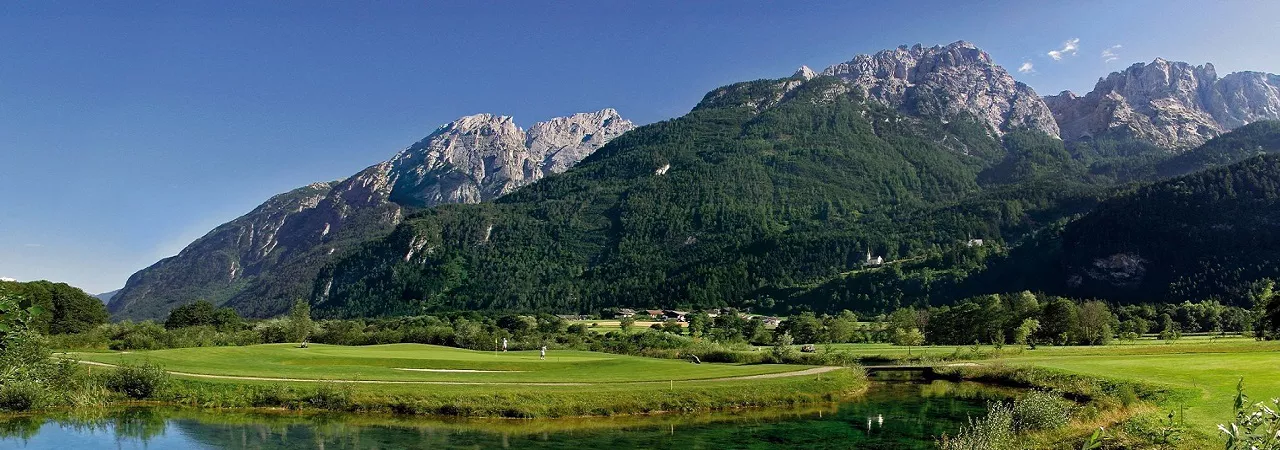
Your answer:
[63,343,865,418]
[826,336,1280,446]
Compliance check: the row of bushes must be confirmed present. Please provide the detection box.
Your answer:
[0,360,169,412]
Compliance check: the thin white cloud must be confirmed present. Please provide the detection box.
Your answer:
[1047,38,1080,61]
[1101,44,1122,63]
[23,243,43,248]
[1017,61,1035,73]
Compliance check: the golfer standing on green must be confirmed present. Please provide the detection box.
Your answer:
[540,346,547,360]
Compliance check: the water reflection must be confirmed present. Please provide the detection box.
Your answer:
[1,381,1012,449]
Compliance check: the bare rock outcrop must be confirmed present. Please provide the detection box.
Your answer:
[1045,59,1280,149]
[819,41,1060,137]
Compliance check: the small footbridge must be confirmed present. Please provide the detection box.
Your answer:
[862,364,939,379]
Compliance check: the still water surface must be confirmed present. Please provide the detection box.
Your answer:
[0,381,1011,449]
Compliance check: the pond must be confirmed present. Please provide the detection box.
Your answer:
[0,380,1013,449]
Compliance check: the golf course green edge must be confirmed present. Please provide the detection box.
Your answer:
[145,367,868,418]
[935,363,1215,448]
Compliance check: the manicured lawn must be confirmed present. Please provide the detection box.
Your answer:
[824,337,1280,429]
[1004,344,1280,429]
[70,343,806,383]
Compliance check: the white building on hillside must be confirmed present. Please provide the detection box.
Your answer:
[864,250,884,266]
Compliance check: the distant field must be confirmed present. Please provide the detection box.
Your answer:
[575,320,685,332]
[820,335,1266,358]
[70,343,804,383]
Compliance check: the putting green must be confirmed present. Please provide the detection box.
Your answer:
[71,343,808,383]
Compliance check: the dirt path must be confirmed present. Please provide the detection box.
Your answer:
[76,360,844,386]
[696,366,843,381]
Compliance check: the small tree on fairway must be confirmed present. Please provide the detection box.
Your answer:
[770,332,796,362]
[1014,318,1040,347]
[893,327,925,356]
[289,299,313,344]
[619,316,635,333]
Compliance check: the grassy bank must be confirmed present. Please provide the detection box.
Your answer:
[36,343,866,418]
[928,338,1280,448]
[935,364,1194,448]
[148,368,864,417]
[1004,346,1280,431]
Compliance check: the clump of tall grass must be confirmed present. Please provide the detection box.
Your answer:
[1012,390,1073,431]
[939,391,1073,449]
[940,401,1017,450]
[305,382,354,411]
[102,361,170,399]
[0,381,48,411]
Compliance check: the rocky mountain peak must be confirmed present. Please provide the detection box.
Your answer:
[527,108,635,173]
[110,109,633,320]
[386,109,634,207]
[793,65,818,81]
[818,41,1060,137]
[1046,58,1280,149]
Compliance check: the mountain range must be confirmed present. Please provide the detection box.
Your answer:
[94,289,119,304]
[109,110,633,320]
[109,41,1280,320]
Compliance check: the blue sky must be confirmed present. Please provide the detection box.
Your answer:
[2,1,1278,293]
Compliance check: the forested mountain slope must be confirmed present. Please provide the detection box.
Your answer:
[1059,153,1280,304]
[789,123,1280,312]
[314,72,1082,317]
[110,40,1280,320]
[110,110,632,320]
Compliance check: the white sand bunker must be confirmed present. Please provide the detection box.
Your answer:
[394,368,524,373]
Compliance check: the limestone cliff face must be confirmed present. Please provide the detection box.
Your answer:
[387,109,634,207]
[820,41,1061,137]
[109,109,633,320]
[1045,59,1280,149]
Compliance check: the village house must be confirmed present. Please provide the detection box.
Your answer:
[615,308,636,318]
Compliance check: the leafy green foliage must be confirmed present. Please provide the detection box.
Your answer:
[0,280,107,334]
[164,300,243,331]
[103,361,170,399]
[288,299,313,342]
[1220,380,1280,450]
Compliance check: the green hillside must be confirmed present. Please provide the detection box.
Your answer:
[1059,153,1280,304]
[276,71,1280,318]
[314,77,1101,317]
